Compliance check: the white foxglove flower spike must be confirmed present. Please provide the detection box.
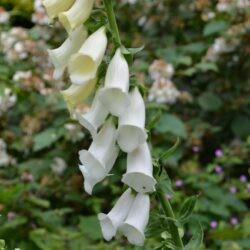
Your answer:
[117,87,147,152]
[43,0,75,21]
[119,193,150,246]
[79,118,119,179]
[69,27,107,85]
[76,89,109,138]
[48,26,87,80]
[59,0,94,34]
[122,143,156,193]
[98,188,135,241]
[61,78,97,111]
[99,48,130,117]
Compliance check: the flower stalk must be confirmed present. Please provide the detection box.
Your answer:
[103,0,121,46]
[157,192,184,249]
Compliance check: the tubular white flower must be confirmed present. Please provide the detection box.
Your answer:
[119,193,150,246]
[117,87,147,152]
[98,188,135,241]
[99,48,130,117]
[68,27,107,85]
[79,118,119,179]
[76,89,109,138]
[59,0,94,34]
[61,78,97,110]
[42,0,75,21]
[122,143,156,193]
[48,26,87,80]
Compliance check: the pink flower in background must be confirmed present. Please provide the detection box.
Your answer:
[230,217,238,225]
[229,186,237,194]
[175,179,184,187]
[215,165,223,174]
[239,175,247,183]
[210,220,218,229]
[7,212,16,220]
[165,194,171,200]
[246,184,250,192]
[215,149,223,157]
[192,146,200,153]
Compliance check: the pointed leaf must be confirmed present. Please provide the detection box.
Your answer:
[179,196,197,223]
[185,224,203,250]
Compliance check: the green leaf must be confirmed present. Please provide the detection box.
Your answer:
[0,240,5,250]
[155,114,187,139]
[159,137,180,160]
[79,216,102,241]
[179,196,198,223]
[231,115,250,138]
[33,128,64,152]
[198,92,222,111]
[146,110,162,131]
[27,196,50,208]
[203,20,229,36]
[195,62,218,72]
[156,177,174,195]
[185,224,203,250]
[121,45,145,55]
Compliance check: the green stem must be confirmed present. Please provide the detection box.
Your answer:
[157,192,184,249]
[103,0,122,46]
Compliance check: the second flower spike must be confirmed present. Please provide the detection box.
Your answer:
[79,118,119,180]
[69,27,107,85]
[117,87,147,153]
[99,48,130,117]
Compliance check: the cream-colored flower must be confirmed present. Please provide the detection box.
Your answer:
[48,25,87,79]
[59,0,94,33]
[68,27,107,85]
[42,0,75,21]
[61,78,97,111]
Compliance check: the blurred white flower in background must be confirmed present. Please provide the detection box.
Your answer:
[149,59,175,80]
[0,139,14,167]
[32,0,49,25]
[51,157,67,175]
[64,123,85,142]
[0,7,10,24]
[148,78,180,104]
[0,88,17,116]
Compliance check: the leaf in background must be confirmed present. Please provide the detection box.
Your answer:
[231,115,250,138]
[159,137,180,160]
[155,114,187,139]
[180,42,207,54]
[178,196,198,223]
[195,62,218,72]
[79,216,102,241]
[203,20,229,36]
[184,224,203,250]
[33,127,64,152]
[198,92,222,111]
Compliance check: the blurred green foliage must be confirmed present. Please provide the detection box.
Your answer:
[0,0,249,249]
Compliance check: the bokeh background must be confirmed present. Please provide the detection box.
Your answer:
[0,0,249,249]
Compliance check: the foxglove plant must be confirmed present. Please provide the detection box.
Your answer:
[44,0,201,248]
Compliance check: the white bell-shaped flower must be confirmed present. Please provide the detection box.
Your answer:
[43,0,75,21]
[59,0,94,33]
[117,87,147,152]
[79,118,119,179]
[48,26,87,80]
[76,89,109,138]
[122,143,156,193]
[119,193,150,246]
[99,48,130,117]
[79,164,104,195]
[68,27,107,85]
[61,78,97,110]
[98,188,135,241]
